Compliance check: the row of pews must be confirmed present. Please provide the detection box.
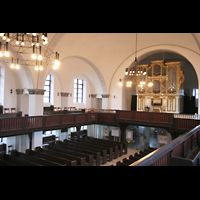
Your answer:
[115,147,157,166]
[0,137,127,166]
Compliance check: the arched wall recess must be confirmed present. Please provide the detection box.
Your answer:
[109,44,200,111]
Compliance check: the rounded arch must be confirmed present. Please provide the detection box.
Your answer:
[70,56,107,94]
[38,55,107,94]
[6,43,34,89]
[109,44,200,111]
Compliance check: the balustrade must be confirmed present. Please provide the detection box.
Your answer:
[0,110,200,141]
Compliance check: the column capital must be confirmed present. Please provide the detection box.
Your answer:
[101,94,110,98]
[16,89,24,95]
[28,89,45,95]
[90,94,97,98]
[60,92,70,97]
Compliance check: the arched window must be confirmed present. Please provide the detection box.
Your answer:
[0,66,4,106]
[44,74,52,103]
[74,78,83,103]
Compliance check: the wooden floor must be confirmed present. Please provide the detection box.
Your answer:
[101,148,139,166]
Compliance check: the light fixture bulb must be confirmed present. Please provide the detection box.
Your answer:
[35,66,39,70]
[21,42,24,46]
[16,65,20,69]
[31,54,36,59]
[10,64,14,69]
[16,40,19,44]
[4,51,10,57]
[38,55,43,60]
[39,66,43,70]
[53,65,58,70]
[3,36,6,40]
[118,82,122,86]
[54,60,60,66]
[0,52,3,57]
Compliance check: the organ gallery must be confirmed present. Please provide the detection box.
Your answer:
[124,60,185,113]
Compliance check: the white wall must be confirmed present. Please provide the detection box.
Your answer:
[109,45,200,111]
[3,66,17,111]
[43,71,62,108]
[68,74,91,108]
[0,66,4,106]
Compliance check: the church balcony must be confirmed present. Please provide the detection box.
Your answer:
[0,110,200,139]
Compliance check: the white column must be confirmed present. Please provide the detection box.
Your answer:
[28,89,45,116]
[60,92,70,110]
[6,136,16,154]
[101,94,109,109]
[198,81,200,114]
[15,134,29,153]
[32,131,43,150]
[59,129,69,141]
[16,89,23,113]
[90,94,97,108]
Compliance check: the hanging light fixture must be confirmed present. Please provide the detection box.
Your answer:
[10,57,14,69]
[53,52,60,70]
[118,79,123,86]
[126,81,132,87]
[0,33,59,71]
[119,33,152,89]
[38,46,43,61]
[16,58,20,69]
[4,42,10,57]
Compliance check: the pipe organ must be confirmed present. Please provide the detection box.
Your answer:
[134,60,185,113]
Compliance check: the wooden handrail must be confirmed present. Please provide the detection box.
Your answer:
[0,110,200,143]
[130,125,200,166]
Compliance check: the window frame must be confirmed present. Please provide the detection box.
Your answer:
[74,78,83,103]
[44,75,51,103]
[193,89,198,99]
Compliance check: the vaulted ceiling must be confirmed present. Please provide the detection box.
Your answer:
[2,33,200,92]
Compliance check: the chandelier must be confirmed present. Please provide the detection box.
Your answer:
[0,33,60,71]
[118,33,153,88]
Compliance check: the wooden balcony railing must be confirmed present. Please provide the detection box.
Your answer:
[130,124,200,166]
[0,110,200,139]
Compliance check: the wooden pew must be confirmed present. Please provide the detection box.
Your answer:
[73,139,114,162]
[11,150,63,166]
[26,149,77,166]
[90,138,123,157]
[86,137,127,155]
[82,137,119,159]
[63,139,107,164]
[0,152,16,166]
[86,137,126,154]
[79,138,117,160]
[0,143,6,153]
[169,146,200,166]
[0,159,16,166]
[115,146,157,166]
[116,161,129,166]
[43,135,56,145]
[35,146,86,166]
[45,144,94,166]
[0,151,39,166]
[56,141,101,166]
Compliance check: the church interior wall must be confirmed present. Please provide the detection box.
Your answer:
[2,33,200,155]
[3,66,17,111]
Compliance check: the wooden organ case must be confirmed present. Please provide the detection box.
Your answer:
[135,60,185,113]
